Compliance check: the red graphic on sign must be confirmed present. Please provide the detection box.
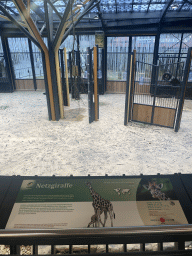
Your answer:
[160,218,165,223]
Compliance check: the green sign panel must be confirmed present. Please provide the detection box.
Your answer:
[6,177,188,229]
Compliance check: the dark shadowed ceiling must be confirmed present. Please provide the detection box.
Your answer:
[0,0,191,37]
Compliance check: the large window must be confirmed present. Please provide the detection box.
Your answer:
[158,33,192,82]
[8,38,32,79]
[181,33,192,82]
[132,36,155,63]
[79,35,95,78]
[107,37,129,81]
[0,37,6,78]
[132,36,155,83]
[31,38,47,79]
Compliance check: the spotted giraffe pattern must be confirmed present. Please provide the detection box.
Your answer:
[87,213,104,228]
[143,181,175,206]
[86,182,115,227]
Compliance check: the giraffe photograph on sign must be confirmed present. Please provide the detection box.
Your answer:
[86,182,115,227]
[142,180,175,206]
[136,178,177,204]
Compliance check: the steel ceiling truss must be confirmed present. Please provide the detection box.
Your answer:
[0,0,191,34]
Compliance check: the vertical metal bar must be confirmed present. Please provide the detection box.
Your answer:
[176,33,183,78]
[151,30,160,95]
[77,35,81,78]
[140,243,145,252]
[10,245,20,255]
[158,242,163,251]
[175,47,192,132]
[69,52,72,93]
[60,49,67,106]
[51,245,55,254]
[94,46,98,121]
[1,36,15,92]
[124,53,133,125]
[175,241,185,250]
[88,244,91,253]
[88,47,93,123]
[33,245,38,254]
[28,38,37,90]
[104,35,107,92]
[76,49,80,99]
[69,245,72,254]
[106,244,108,253]
[151,65,159,124]
[97,46,99,119]
[41,50,52,121]
[129,36,132,53]
[64,47,70,106]
[129,49,136,121]
[123,244,127,252]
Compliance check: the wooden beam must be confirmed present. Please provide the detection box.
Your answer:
[0,5,41,49]
[0,14,28,27]
[13,0,56,121]
[55,50,64,119]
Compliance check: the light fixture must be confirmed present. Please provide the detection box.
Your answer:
[171,4,179,10]
[76,1,83,7]
[94,15,99,19]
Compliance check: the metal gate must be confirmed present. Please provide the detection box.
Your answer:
[125,47,192,132]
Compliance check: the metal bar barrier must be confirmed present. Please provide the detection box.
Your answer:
[0,225,192,255]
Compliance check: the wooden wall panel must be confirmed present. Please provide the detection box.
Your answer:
[153,107,176,128]
[107,81,126,93]
[132,104,152,123]
[134,83,150,95]
[36,80,45,90]
[107,81,150,94]
[15,79,45,90]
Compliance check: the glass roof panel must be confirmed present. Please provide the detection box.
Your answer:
[124,0,133,3]
[122,4,132,11]
[140,4,149,10]
[182,3,192,11]
[151,0,166,3]
[108,0,116,3]
[149,3,166,11]
[90,6,98,12]
[134,0,142,3]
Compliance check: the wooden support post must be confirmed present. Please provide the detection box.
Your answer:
[13,0,56,121]
[64,47,70,106]
[55,49,64,119]
[94,46,98,121]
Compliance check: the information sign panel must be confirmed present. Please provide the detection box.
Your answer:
[6,177,188,229]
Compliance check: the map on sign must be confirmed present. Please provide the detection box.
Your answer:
[6,177,188,229]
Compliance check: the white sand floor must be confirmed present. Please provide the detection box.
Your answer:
[0,91,192,176]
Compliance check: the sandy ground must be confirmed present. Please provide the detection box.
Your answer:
[0,90,192,177]
[0,91,192,253]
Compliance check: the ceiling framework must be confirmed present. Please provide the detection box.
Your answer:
[0,0,191,37]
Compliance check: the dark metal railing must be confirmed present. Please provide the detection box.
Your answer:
[1,225,192,255]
